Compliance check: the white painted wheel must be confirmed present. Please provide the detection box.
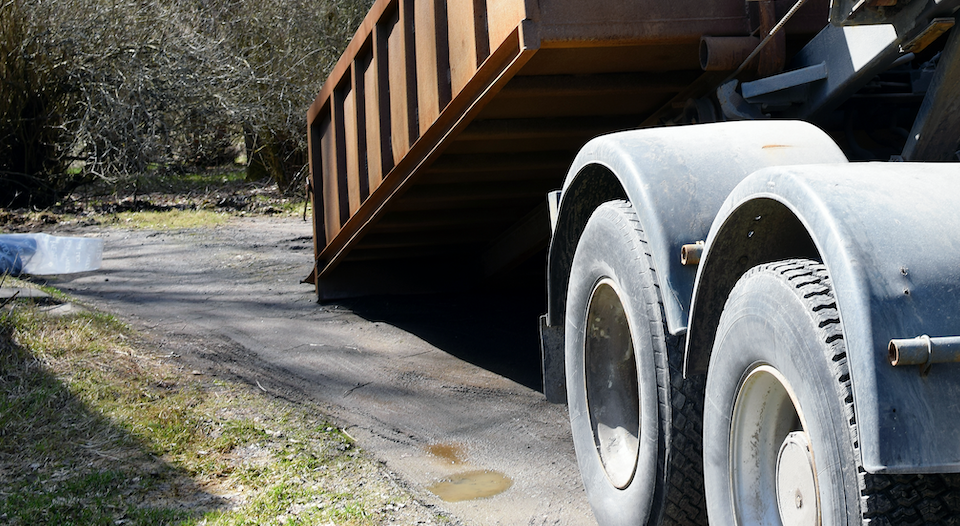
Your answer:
[705,259,960,526]
[703,260,859,526]
[565,201,706,526]
[729,364,819,526]
[584,278,640,490]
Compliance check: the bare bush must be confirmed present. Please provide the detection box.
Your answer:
[220,0,371,191]
[0,0,371,208]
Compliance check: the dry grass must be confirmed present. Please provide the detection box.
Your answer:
[0,280,449,525]
[98,210,231,230]
[0,169,310,233]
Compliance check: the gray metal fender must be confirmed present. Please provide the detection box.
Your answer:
[685,162,960,473]
[541,121,847,402]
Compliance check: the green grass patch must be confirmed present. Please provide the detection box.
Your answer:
[103,209,230,230]
[0,275,72,303]
[0,290,445,525]
[130,171,248,195]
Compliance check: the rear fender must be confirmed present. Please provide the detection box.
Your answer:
[686,163,960,473]
[541,121,847,402]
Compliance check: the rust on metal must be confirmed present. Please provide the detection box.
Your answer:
[756,0,787,76]
[681,242,705,266]
[901,17,956,54]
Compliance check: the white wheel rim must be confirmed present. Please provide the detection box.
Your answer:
[583,279,640,489]
[730,364,820,526]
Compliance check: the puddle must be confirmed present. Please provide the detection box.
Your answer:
[424,443,512,501]
[426,442,466,465]
[426,470,513,502]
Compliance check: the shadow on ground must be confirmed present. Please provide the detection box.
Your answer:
[338,258,549,392]
[0,324,225,525]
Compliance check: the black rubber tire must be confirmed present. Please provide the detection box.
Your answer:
[565,200,706,526]
[704,259,960,526]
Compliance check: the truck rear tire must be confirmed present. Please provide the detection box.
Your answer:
[565,201,705,526]
[704,259,960,526]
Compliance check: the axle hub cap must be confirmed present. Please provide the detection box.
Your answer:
[776,431,819,526]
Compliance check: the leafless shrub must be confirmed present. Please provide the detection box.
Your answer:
[217,0,372,191]
[0,0,371,208]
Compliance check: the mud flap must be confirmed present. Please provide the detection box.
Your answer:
[540,314,566,403]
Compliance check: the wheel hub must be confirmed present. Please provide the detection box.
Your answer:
[730,365,821,525]
[584,279,640,489]
[776,431,819,526]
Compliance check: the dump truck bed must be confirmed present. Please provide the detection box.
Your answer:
[306,0,827,299]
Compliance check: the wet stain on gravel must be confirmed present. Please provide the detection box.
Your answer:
[427,442,466,465]
[427,470,513,502]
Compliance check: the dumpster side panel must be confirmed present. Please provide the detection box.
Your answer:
[487,0,530,51]
[305,0,827,294]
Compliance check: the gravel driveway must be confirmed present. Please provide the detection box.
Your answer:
[47,215,596,526]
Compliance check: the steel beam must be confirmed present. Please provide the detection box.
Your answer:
[902,26,960,161]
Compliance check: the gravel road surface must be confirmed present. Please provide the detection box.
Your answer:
[47,215,597,526]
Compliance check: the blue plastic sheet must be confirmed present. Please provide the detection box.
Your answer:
[0,236,37,276]
[0,234,103,275]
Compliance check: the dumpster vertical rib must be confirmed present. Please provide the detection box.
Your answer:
[373,20,394,185]
[316,23,540,281]
[415,0,452,136]
[344,69,363,215]
[316,106,341,243]
[487,0,531,50]
[387,0,419,163]
[332,81,351,226]
[307,114,327,251]
[353,50,372,203]
[360,34,384,193]
[448,0,489,97]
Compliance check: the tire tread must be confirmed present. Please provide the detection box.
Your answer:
[752,259,960,526]
[608,201,707,526]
